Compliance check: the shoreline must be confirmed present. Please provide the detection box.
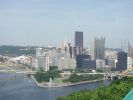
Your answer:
[31,75,109,88]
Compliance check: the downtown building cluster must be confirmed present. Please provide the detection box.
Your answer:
[13,32,133,72]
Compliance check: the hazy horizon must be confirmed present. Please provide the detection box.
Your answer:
[0,0,133,48]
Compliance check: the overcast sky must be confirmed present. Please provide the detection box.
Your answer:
[0,0,133,48]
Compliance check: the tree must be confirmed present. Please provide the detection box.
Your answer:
[57,77,133,100]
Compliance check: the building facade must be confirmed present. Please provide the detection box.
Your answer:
[74,31,83,48]
[58,57,76,70]
[94,36,105,59]
[76,54,90,68]
[127,57,133,70]
[96,59,105,69]
[37,54,50,71]
[116,51,127,71]
[36,48,43,57]
[82,59,96,69]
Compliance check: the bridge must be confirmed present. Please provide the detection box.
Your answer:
[0,69,122,80]
[60,72,120,80]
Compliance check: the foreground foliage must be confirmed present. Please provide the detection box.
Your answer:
[57,77,133,100]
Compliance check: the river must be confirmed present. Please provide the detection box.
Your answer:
[0,72,111,100]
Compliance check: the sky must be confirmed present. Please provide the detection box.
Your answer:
[0,0,133,48]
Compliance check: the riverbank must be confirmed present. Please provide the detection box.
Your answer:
[31,75,109,88]
[57,77,133,100]
[0,72,111,100]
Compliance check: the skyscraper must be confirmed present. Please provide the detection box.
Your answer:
[73,31,83,58]
[36,48,43,57]
[74,31,83,48]
[116,51,127,71]
[121,40,129,53]
[94,36,105,59]
[76,54,90,68]
[37,54,50,71]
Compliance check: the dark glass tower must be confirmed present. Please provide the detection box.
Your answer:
[116,51,127,71]
[74,31,83,48]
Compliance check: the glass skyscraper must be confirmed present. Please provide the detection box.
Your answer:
[74,31,83,48]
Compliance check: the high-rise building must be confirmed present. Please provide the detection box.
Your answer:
[74,31,83,48]
[94,36,105,59]
[89,42,95,59]
[127,57,133,69]
[76,54,90,68]
[96,59,105,69]
[121,40,129,53]
[128,47,133,59]
[128,43,133,59]
[57,40,71,58]
[36,48,43,57]
[72,47,83,58]
[37,53,50,71]
[116,51,127,71]
[73,31,83,58]
[106,59,116,68]
[82,59,96,69]
[58,57,76,70]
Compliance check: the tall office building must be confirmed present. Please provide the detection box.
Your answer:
[82,59,96,69]
[121,40,129,53]
[128,47,133,59]
[76,54,90,68]
[37,53,50,71]
[74,31,83,58]
[58,57,76,70]
[116,51,127,71]
[74,31,83,48]
[36,48,43,57]
[94,36,105,59]
[89,42,95,59]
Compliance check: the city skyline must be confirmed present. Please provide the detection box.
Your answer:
[0,0,133,48]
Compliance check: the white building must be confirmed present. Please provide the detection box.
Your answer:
[31,57,38,69]
[57,40,70,57]
[36,48,43,57]
[37,53,50,71]
[89,42,95,59]
[105,50,117,59]
[121,40,129,53]
[96,59,105,69]
[58,57,76,70]
[57,40,76,70]
[127,57,133,70]
[10,55,28,64]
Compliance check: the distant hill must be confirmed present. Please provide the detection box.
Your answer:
[0,45,37,57]
[106,48,121,51]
